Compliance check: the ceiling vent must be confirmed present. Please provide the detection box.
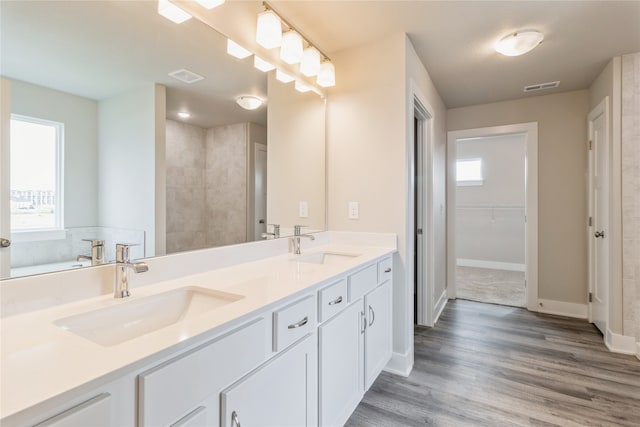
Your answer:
[524,81,560,93]
[168,68,204,84]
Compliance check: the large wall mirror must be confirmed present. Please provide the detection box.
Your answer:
[0,0,326,279]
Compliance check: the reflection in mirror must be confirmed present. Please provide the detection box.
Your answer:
[0,0,325,279]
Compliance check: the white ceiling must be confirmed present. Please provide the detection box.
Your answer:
[272,0,640,108]
[1,1,268,128]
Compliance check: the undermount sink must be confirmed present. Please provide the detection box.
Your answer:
[54,286,244,346]
[293,251,361,265]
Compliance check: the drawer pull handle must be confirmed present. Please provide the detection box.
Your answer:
[384,267,392,273]
[361,311,366,333]
[369,305,375,327]
[328,296,343,306]
[288,316,309,329]
[232,411,241,427]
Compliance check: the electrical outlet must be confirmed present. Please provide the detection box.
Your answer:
[299,201,308,218]
[348,201,359,219]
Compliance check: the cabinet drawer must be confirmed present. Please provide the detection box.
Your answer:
[378,257,393,283]
[35,393,111,427]
[348,264,377,302]
[273,296,316,352]
[138,318,267,426]
[318,279,347,322]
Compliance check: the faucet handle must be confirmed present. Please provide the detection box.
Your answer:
[293,225,308,236]
[116,243,139,263]
[82,239,104,247]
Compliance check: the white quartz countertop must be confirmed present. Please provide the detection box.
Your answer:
[0,243,395,420]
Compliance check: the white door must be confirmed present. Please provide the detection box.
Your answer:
[0,79,11,278]
[254,143,267,241]
[588,98,609,334]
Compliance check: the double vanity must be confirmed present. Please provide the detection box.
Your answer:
[0,232,396,427]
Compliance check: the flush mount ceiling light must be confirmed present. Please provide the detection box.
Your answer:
[254,56,275,72]
[256,10,282,49]
[157,0,192,24]
[194,0,225,9]
[177,111,191,119]
[236,95,264,110]
[227,39,252,59]
[495,30,544,56]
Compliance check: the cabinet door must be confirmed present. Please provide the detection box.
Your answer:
[318,301,364,427]
[364,281,392,390]
[221,334,317,427]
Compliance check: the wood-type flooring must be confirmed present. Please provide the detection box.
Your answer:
[346,299,640,427]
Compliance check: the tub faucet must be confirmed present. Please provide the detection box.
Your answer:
[291,225,315,255]
[114,243,148,299]
[77,239,105,265]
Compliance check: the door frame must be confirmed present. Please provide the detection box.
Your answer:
[587,96,609,328]
[447,123,539,311]
[0,79,11,278]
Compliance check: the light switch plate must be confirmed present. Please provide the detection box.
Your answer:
[348,201,359,219]
[299,201,309,218]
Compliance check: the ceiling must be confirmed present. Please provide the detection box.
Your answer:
[0,1,268,128]
[271,0,640,108]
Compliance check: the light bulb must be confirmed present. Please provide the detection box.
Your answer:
[157,0,192,24]
[280,31,303,64]
[300,47,321,77]
[256,10,282,49]
[317,61,335,88]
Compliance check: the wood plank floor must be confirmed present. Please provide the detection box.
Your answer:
[346,299,640,427]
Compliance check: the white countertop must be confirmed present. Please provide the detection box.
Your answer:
[0,242,395,420]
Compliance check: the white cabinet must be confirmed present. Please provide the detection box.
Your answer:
[364,279,392,390]
[220,334,317,427]
[138,318,267,427]
[34,394,111,427]
[318,302,364,427]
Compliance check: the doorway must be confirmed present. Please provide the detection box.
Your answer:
[447,123,539,311]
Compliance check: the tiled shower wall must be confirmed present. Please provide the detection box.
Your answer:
[621,53,640,344]
[166,120,250,253]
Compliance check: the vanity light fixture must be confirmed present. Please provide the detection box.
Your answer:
[194,0,225,9]
[294,80,312,93]
[227,39,252,59]
[317,61,336,88]
[300,47,321,77]
[236,95,264,110]
[157,0,192,24]
[254,56,276,72]
[256,10,282,49]
[280,30,303,64]
[276,69,295,83]
[494,30,544,56]
[177,112,191,119]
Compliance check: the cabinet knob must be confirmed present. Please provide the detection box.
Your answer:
[328,296,343,306]
[287,316,309,329]
[232,410,241,427]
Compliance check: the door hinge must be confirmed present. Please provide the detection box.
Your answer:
[588,140,593,150]
[589,292,593,303]
[589,216,593,227]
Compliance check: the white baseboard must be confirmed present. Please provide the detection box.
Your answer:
[384,350,412,377]
[433,289,448,324]
[457,258,525,272]
[605,328,637,355]
[537,299,587,319]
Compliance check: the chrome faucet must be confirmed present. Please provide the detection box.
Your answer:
[114,243,148,299]
[77,239,105,265]
[261,223,280,239]
[291,225,315,255]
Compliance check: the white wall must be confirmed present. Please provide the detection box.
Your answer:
[267,73,325,232]
[456,134,526,266]
[448,90,590,305]
[98,84,165,257]
[327,33,447,374]
[9,79,98,228]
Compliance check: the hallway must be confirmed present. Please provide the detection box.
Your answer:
[346,300,640,426]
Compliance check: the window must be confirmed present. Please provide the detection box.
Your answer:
[456,158,483,186]
[10,115,64,231]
